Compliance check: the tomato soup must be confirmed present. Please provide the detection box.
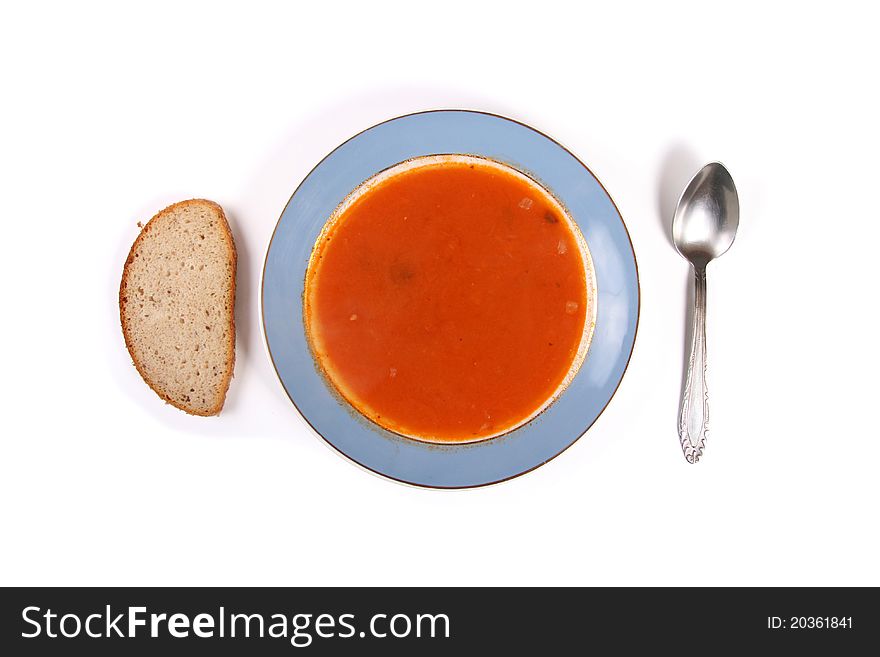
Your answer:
[304,155,595,443]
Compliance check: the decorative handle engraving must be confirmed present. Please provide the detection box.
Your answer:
[679,266,708,463]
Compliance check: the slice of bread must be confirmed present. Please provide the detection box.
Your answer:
[120,199,236,416]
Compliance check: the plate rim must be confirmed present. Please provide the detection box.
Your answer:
[260,108,641,489]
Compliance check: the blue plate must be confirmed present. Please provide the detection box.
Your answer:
[262,110,639,488]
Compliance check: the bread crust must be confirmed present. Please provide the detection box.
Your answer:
[119,199,237,416]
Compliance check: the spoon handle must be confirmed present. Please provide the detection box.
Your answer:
[679,266,708,463]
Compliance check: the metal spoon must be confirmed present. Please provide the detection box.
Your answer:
[672,162,739,463]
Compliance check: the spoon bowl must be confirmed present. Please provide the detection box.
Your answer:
[673,162,739,269]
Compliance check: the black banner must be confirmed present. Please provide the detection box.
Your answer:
[0,587,874,654]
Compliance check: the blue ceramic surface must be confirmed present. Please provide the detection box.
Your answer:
[262,110,639,488]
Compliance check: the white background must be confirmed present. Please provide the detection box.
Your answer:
[2,1,878,586]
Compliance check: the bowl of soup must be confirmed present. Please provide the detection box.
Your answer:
[262,110,638,488]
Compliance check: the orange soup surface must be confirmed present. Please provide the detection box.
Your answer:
[305,156,591,442]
